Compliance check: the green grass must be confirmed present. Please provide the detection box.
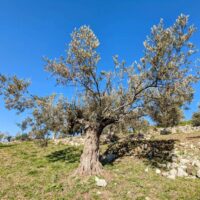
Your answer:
[178,120,192,126]
[0,141,200,199]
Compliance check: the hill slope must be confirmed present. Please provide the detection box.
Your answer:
[1,132,200,200]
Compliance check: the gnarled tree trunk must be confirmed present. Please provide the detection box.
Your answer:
[75,127,102,176]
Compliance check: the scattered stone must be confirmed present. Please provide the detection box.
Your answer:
[171,156,178,162]
[179,158,189,165]
[180,143,185,147]
[96,191,101,195]
[167,174,176,180]
[177,167,188,177]
[186,166,197,176]
[179,165,187,169]
[169,169,177,177]
[162,172,169,177]
[144,144,148,150]
[193,160,200,168]
[190,144,194,149]
[53,137,85,146]
[156,168,161,174]
[95,177,107,187]
[166,162,171,169]
[160,128,172,135]
[171,162,178,168]
[197,170,200,178]
[157,163,166,168]
[149,125,200,136]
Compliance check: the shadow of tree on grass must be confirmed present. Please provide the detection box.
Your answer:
[186,136,200,140]
[0,143,18,148]
[46,146,82,164]
[101,136,178,168]
[46,136,178,169]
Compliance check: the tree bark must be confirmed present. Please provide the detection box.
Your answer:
[75,127,102,176]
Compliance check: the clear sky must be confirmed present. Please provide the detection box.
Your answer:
[0,0,200,135]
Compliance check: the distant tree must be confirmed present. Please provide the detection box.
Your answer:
[143,15,199,127]
[15,133,30,141]
[145,88,185,127]
[0,132,12,142]
[0,132,5,142]
[192,106,200,127]
[5,134,12,142]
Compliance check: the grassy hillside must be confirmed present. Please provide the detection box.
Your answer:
[1,133,200,200]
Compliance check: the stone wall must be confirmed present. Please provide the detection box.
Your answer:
[148,125,200,136]
[53,136,85,146]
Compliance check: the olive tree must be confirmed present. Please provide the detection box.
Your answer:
[146,87,186,127]
[44,14,199,175]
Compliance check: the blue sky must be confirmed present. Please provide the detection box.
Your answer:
[0,0,200,135]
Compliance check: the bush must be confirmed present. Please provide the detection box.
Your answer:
[192,112,200,127]
[15,133,30,141]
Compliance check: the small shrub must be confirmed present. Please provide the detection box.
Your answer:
[192,112,200,127]
[160,128,172,135]
[15,133,30,141]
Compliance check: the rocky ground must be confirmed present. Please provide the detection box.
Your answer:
[105,129,200,180]
[155,140,200,179]
[54,125,200,180]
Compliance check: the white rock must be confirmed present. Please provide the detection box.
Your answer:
[197,170,200,178]
[179,165,187,169]
[190,144,194,149]
[180,142,185,146]
[169,169,177,176]
[193,160,200,168]
[162,172,169,177]
[180,159,189,165]
[174,150,180,154]
[95,177,107,187]
[96,191,101,195]
[145,167,149,172]
[177,167,188,177]
[156,168,161,174]
[171,162,178,168]
[157,163,166,168]
[172,156,178,162]
[166,162,171,169]
[167,174,176,180]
